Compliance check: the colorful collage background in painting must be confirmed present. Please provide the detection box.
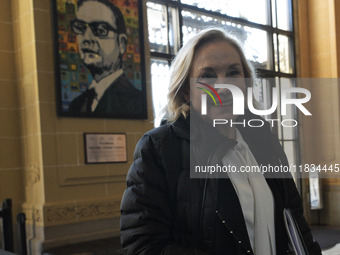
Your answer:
[56,0,142,112]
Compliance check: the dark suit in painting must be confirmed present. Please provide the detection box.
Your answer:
[68,73,144,118]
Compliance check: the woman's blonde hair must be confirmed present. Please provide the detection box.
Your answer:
[166,27,255,122]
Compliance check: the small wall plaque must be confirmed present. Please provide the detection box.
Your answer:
[84,133,127,164]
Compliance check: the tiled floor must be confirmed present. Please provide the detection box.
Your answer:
[311,225,340,255]
[41,225,340,255]
[322,244,340,255]
[42,237,122,255]
[311,225,340,250]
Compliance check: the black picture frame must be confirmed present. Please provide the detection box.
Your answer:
[51,0,147,119]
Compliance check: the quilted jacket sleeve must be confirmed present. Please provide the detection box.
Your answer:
[120,134,208,255]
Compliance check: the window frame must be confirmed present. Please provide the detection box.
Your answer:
[146,0,302,190]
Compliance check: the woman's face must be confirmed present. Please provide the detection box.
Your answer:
[189,40,247,121]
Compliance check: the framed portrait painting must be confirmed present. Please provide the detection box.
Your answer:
[52,0,147,119]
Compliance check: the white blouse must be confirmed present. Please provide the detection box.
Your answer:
[221,129,276,255]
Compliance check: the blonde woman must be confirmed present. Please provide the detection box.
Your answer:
[120,28,321,255]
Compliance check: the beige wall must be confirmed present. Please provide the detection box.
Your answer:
[1,0,153,253]
[296,0,340,226]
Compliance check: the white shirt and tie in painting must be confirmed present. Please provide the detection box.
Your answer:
[88,69,124,111]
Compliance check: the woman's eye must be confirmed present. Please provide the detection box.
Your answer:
[200,73,216,79]
[228,70,240,76]
[197,75,216,85]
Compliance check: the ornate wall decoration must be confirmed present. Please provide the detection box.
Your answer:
[22,206,43,224]
[45,200,120,224]
[26,164,41,185]
[33,208,43,223]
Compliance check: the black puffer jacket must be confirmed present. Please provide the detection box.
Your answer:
[120,112,321,255]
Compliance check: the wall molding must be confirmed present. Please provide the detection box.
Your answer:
[43,198,121,226]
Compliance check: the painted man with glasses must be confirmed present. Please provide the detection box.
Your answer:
[68,0,143,117]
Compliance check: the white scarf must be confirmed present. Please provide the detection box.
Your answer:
[221,130,276,255]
